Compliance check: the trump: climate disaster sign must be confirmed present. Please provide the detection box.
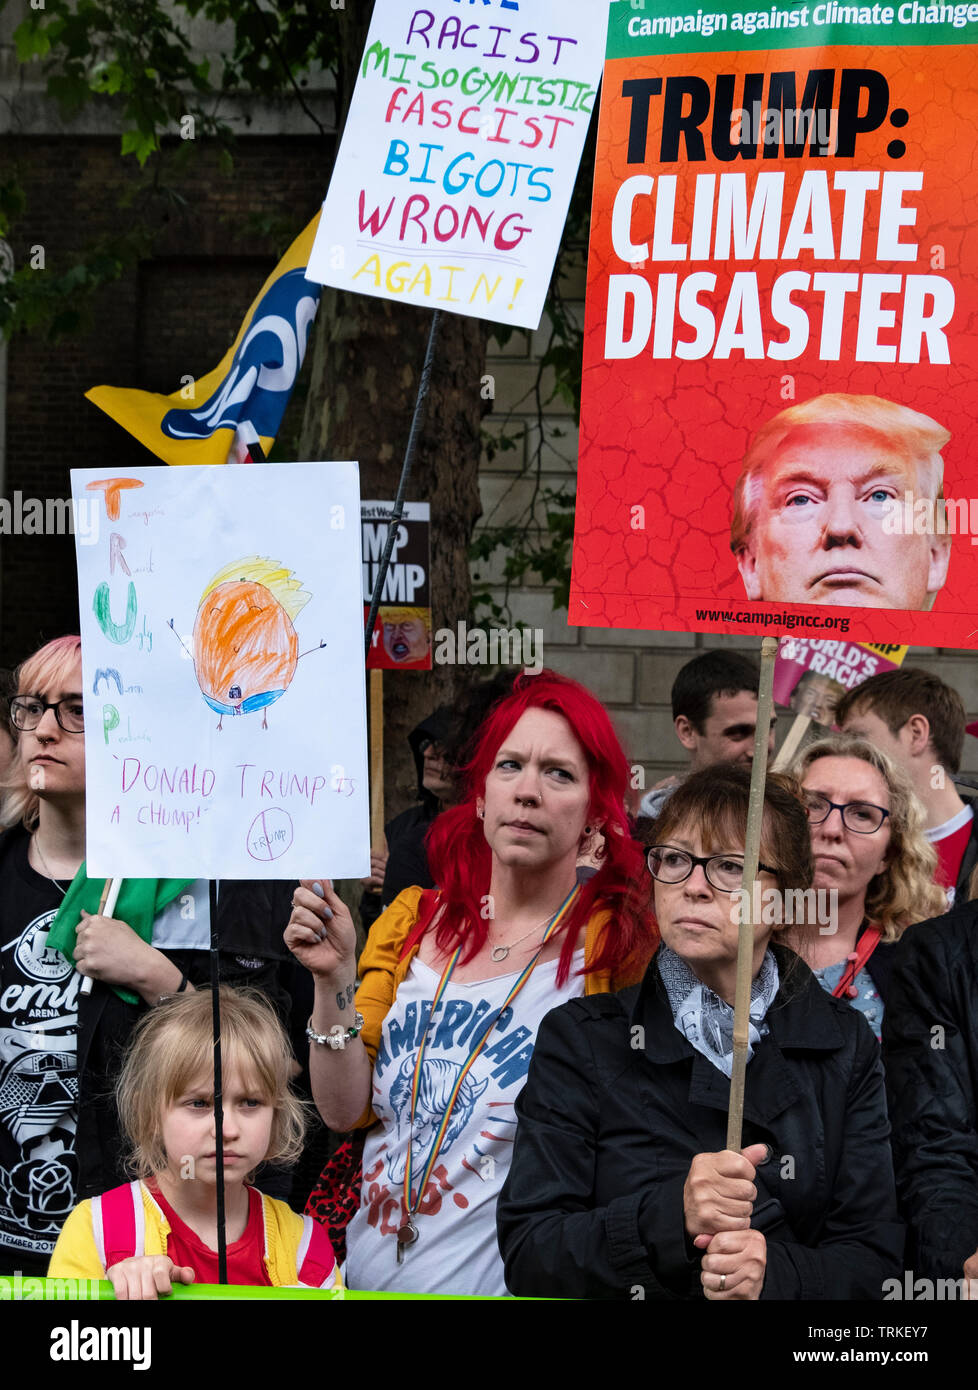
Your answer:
[572,1,978,647]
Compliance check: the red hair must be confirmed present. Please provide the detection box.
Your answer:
[403,671,653,986]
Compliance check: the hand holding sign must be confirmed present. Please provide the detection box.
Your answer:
[284,880,357,984]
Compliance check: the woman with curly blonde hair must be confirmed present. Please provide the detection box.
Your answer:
[787,734,945,1039]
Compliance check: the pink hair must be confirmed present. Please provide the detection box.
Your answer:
[403,671,653,986]
[1,636,82,830]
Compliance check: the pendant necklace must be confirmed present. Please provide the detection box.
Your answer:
[488,907,560,963]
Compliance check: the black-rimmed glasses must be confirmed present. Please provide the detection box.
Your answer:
[802,792,889,834]
[9,696,85,734]
[646,846,778,894]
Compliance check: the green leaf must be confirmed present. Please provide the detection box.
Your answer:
[13,20,52,62]
[120,129,159,165]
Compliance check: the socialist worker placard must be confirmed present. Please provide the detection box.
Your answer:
[573,1,978,647]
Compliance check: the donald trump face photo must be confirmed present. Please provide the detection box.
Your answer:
[730,394,952,611]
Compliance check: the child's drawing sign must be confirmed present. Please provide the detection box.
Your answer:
[71,462,370,880]
[186,557,314,728]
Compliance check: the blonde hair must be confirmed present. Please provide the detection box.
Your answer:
[379,606,430,630]
[116,987,306,1181]
[789,734,946,941]
[731,393,951,553]
[0,636,82,831]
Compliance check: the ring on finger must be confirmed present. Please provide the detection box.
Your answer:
[719,1274,726,1292]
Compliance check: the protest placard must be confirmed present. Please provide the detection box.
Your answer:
[306,0,606,330]
[572,1,978,647]
[774,636,908,725]
[71,463,369,879]
[362,500,432,670]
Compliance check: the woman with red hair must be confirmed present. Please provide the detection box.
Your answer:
[285,670,653,1294]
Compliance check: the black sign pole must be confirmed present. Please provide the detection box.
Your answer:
[363,309,442,657]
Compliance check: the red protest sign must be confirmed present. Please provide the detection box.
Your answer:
[573,4,978,648]
[773,637,908,727]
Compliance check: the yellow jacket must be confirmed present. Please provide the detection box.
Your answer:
[49,1182,342,1290]
[354,886,648,1126]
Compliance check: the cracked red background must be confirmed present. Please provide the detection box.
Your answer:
[574,42,978,647]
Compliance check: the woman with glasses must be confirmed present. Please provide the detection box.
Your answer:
[285,670,654,1295]
[0,636,293,1277]
[787,735,944,1039]
[496,762,904,1300]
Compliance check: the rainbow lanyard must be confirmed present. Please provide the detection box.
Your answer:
[401,884,581,1220]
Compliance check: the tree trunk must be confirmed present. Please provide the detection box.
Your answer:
[300,278,489,825]
[299,6,490,826]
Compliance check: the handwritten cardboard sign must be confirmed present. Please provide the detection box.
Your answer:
[71,463,370,879]
[306,0,606,329]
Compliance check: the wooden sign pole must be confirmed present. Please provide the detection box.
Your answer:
[370,668,385,847]
[726,635,779,1152]
[772,712,812,772]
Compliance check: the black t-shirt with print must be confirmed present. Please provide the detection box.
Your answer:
[0,826,78,1272]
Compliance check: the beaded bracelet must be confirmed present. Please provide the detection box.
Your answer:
[306,1011,364,1050]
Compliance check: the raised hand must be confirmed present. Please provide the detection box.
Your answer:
[284,879,358,983]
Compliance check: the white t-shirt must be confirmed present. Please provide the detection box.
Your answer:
[345,950,585,1296]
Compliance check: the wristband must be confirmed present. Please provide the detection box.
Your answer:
[157,972,189,1007]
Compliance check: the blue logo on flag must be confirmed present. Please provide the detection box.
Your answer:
[161,269,319,444]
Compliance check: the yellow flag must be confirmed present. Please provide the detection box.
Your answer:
[86,212,322,466]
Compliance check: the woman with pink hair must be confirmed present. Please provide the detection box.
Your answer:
[286,670,653,1295]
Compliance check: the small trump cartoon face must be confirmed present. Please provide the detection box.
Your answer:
[731,396,952,612]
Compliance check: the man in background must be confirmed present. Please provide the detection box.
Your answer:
[836,667,975,901]
[638,650,776,820]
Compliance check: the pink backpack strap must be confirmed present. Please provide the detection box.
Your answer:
[295,1213,338,1288]
[91,1181,146,1271]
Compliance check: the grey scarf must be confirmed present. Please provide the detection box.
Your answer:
[658,944,780,1077]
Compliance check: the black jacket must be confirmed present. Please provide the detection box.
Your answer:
[497,946,904,1300]
[953,796,978,900]
[859,921,898,1003]
[881,902,978,1281]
